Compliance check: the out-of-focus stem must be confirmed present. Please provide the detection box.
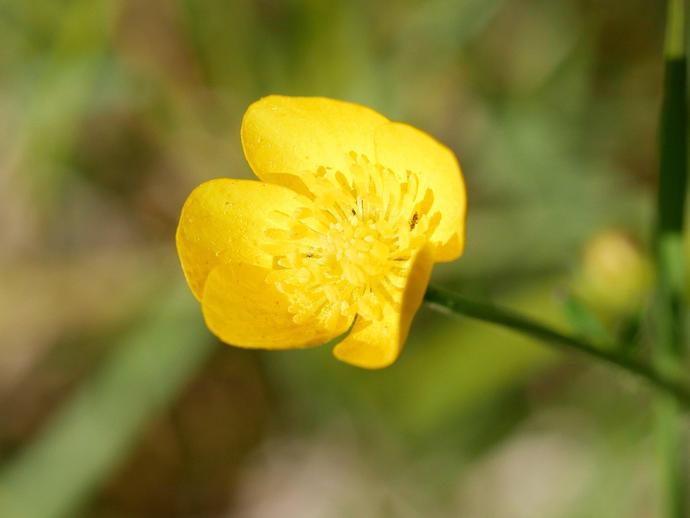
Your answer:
[655,0,688,516]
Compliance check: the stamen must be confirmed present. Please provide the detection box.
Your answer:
[263,152,439,332]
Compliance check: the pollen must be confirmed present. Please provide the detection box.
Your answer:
[263,152,441,332]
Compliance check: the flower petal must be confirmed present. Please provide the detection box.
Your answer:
[202,262,344,349]
[176,178,312,299]
[374,122,467,262]
[241,95,389,194]
[332,246,434,368]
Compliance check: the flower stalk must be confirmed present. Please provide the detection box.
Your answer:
[424,284,690,406]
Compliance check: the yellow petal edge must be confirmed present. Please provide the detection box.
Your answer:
[176,178,313,299]
[202,262,345,349]
[241,95,389,196]
[374,122,466,261]
[333,246,434,368]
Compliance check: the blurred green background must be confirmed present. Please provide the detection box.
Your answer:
[0,0,672,516]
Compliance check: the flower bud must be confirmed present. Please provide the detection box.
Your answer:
[575,231,653,317]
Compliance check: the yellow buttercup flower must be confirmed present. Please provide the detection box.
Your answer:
[176,96,466,368]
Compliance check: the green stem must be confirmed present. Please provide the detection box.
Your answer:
[423,284,690,406]
[656,0,688,516]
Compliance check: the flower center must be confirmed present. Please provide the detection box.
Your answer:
[263,152,440,332]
